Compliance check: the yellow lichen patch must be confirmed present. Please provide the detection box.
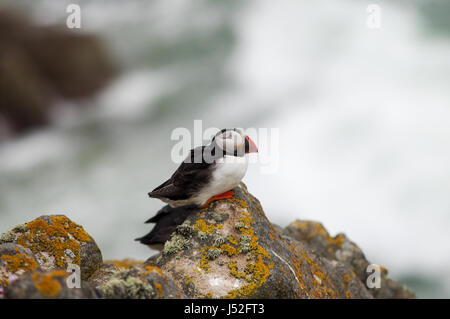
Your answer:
[291,259,307,293]
[297,248,336,298]
[268,233,277,242]
[199,247,212,272]
[32,271,67,298]
[343,274,351,283]
[228,261,248,280]
[220,244,238,257]
[193,219,223,235]
[193,268,202,275]
[1,253,38,274]
[224,282,258,299]
[339,272,355,298]
[145,266,164,277]
[106,259,143,270]
[252,255,270,283]
[50,216,91,242]
[228,236,239,245]
[288,245,329,298]
[226,197,248,210]
[16,216,91,269]
[291,220,345,250]
[301,249,313,266]
[155,283,163,298]
[223,202,274,298]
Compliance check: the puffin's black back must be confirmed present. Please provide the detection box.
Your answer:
[135,204,198,246]
[148,145,218,201]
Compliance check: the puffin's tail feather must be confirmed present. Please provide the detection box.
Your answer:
[135,204,198,247]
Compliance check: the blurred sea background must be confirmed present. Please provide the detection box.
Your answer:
[1,0,450,298]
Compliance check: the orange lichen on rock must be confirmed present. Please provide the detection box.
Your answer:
[31,271,67,298]
[299,249,329,297]
[145,265,164,277]
[155,283,163,298]
[16,216,92,269]
[268,233,277,242]
[50,216,91,242]
[220,244,238,257]
[1,253,38,274]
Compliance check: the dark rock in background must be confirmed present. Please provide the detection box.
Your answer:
[0,10,115,136]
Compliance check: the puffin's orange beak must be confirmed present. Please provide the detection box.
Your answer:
[245,135,258,153]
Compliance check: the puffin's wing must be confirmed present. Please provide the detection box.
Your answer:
[148,178,181,199]
[148,146,213,200]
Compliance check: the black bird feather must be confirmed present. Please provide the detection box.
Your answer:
[135,204,198,247]
[148,145,220,201]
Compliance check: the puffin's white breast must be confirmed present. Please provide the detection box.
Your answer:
[195,155,249,205]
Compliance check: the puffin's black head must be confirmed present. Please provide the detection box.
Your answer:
[210,128,258,157]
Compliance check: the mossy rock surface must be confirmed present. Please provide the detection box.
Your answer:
[96,264,184,299]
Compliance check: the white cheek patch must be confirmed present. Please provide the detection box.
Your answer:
[223,139,236,153]
[221,132,244,153]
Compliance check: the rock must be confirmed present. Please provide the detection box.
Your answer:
[0,9,115,135]
[0,184,414,299]
[0,215,102,280]
[148,183,393,298]
[283,220,415,299]
[4,269,102,299]
[26,27,115,99]
[88,259,145,287]
[88,263,122,287]
[95,264,184,299]
[0,47,51,132]
[0,243,40,289]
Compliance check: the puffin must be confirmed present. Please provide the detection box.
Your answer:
[136,128,258,249]
[147,128,258,208]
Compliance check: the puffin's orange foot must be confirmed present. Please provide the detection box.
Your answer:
[202,190,234,208]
